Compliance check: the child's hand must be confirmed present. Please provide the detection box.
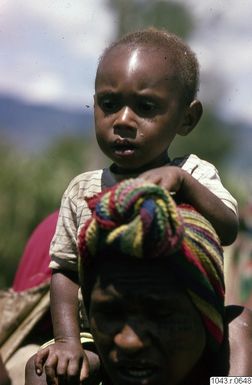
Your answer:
[34,338,91,384]
[139,166,184,192]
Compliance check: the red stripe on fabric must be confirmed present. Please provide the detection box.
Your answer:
[182,243,207,276]
[203,315,223,345]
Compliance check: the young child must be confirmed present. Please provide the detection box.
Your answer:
[32,28,238,384]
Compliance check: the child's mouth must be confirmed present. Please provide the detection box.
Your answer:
[113,139,136,156]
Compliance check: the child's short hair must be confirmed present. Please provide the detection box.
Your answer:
[97,28,200,105]
[78,178,225,352]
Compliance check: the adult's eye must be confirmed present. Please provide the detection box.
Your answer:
[92,302,124,321]
[154,309,174,319]
[146,304,176,322]
[91,305,125,333]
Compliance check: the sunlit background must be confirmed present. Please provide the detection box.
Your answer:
[1,0,252,289]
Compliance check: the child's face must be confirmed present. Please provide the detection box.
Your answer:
[89,259,206,385]
[94,45,189,172]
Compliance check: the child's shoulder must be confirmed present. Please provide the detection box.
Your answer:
[64,168,104,198]
[69,169,103,184]
[171,154,217,172]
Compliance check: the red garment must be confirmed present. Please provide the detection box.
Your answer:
[12,211,59,292]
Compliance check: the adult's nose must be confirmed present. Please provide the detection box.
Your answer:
[114,323,147,354]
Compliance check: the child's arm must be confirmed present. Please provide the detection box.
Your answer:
[140,165,238,246]
[35,270,89,384]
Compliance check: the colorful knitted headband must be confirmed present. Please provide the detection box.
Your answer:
[78,178,225,351]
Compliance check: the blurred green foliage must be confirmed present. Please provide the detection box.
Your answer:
[170,109,233,172]
[108,0,194,38]
[0,136,95,288]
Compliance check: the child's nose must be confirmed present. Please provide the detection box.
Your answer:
[113,106,137,130]
[114,324,148,353]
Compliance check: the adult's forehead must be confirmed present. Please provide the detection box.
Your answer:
[94,257,183,294]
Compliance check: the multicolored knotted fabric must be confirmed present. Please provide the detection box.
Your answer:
[78,178,225,351]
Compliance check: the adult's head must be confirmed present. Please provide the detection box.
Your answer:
[94,28,202,173]
[78,178,225,385]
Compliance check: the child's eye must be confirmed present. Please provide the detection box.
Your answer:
[137,100,158,116]
[98,96,119,113]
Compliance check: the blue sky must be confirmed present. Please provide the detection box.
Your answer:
[1,0,252,125]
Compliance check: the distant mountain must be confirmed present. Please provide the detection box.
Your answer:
[0,94,93,151]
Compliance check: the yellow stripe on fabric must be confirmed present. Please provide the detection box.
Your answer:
[155,198,169,235]
[188,290,223,331]
[135,196,144,211]
[107,224,128,244]
[86,219,98,256]
[184,230,223,283]
[133,218,143,257]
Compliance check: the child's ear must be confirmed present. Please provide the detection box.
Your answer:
[177,100,203,136]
